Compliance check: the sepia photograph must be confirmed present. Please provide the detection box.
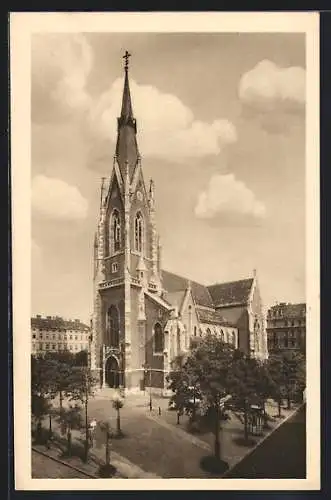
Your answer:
[11,12,320,490]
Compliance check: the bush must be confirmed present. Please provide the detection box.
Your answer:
[98,463,117,478]
[200,455,229,474]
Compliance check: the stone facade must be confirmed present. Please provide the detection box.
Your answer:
[31,315,91,355]
[267,302,306,354]
[91,57,267,393]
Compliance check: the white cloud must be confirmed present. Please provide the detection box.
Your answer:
[32,34,93,119]
[90,78,237,160]
[32,175,88,221]
[195,173,266,220]
[238,60,305,111]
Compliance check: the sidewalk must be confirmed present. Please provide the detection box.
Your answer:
[35,415,161,479]
[136,397,302,472]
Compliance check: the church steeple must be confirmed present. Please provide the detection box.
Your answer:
[115,51,139,181]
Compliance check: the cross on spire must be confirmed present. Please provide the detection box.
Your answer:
[123,50,131,71]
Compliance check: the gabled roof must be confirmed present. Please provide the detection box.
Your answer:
[196,307,235,327]
[207,278,254,307]
[161,270,214,308]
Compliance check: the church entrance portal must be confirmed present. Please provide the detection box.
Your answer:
[105,356,120,388]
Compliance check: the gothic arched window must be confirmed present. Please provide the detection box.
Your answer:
[106,305,120,348]
[111,210,121,253]
[153,323,164,354]
[134,212,144,254]
[206,327,212,336]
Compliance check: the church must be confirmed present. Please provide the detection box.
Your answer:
[91,53,268,393]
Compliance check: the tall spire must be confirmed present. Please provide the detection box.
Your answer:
[115,51,139,181]
[120,51,133,121]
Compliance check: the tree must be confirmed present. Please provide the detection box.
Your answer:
[38,351,74,417]
[112,395,124,436]
[98,420,116,477]
[74,350,88,367]
[267,354,286,417]
[31,355,57,441]
[167,355,192,425]
[268,350,306,411]
[61,404,83,456]
[31,393,52,443]
[66,367,98,462]
[168,334,235,463]
[252,361,275,426]
[227,351,260,443]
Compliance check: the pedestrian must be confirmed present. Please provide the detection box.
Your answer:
[89,418,97,446]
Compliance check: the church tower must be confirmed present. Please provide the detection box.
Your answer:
[91,52,165,392]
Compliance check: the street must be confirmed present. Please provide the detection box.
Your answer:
[32,450,92,479]
[225,404,306,478]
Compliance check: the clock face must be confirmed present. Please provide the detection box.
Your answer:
[136,190,143,202]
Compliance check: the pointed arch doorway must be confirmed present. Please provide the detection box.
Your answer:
[105,355,120,388]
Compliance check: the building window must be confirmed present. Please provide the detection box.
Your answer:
[52,344,56,350]
[106,305,120,348]
[153,323,164,354]
[45,344,49,350]
[194,326,197,337]
[69,345,73,351]
[111,209,121,254]
[206,327,212,336]
[111,262,118,273]
[32,344,36,350]
[134,212,144,253]
[32,334,36,339]
[75,336,78,340]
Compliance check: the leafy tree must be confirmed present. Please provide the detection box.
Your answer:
[227,351,260,442]
[252,361,275,426]
[112,395,124,436]
[74,350,88,367]
[268,350,306,411]
[61,404,83,456]
[267,354,286,417]
[65,367,98,462]
[31,393,52,443]
[31,354,58,441]
[168,335,235,461]
[167,356,192,425]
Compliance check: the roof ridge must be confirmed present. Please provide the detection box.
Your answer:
[207,277,254,289]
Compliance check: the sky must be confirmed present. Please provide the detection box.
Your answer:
[31,32,306,323]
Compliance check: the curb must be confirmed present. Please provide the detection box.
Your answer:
[221,403,305,478]
[32,447,97,478]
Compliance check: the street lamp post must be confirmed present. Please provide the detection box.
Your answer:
[143,363,152,412]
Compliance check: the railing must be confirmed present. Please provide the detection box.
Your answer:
[99,278,124,289]
[131,277,141,285]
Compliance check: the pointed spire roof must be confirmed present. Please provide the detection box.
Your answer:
[115,51,139,182]
[120,67,134,121]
